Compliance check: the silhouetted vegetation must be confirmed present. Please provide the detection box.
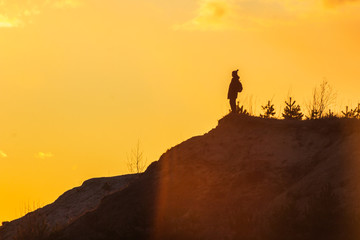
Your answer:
[282,97,303,120]
[306,80,336,119]
[235,101,250,115]
[355,104,360,118]
[227,79,359,121]
[260,100,276,119]
[127,140,147,174]
[324,109,338,119]
[342,104,360,119]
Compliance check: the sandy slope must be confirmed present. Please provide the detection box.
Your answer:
[3,114,360,240]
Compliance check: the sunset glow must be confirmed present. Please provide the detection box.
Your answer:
[1,0,360,223]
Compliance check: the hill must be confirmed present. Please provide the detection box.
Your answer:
[0,174,137,240]
[3,114,360,240]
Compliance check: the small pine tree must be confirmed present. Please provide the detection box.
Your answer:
[282,97,303,120]
[324,109,336,119]
[355,103,360,119]
[309,109,319,120]
[341,106,356,118]
[260,101,276,119]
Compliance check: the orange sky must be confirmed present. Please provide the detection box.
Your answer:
[0,0,360,223]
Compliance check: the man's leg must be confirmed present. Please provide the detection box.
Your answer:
[230,98,236,113]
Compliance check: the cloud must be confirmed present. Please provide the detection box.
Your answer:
[0,15,20,27]
[176,0,359,31]
[36,152,54,159]
[176,0,307,31]
[324,0,360,7]
[52,0,81,9]
[0,150,8,158]
[0,0,81,27]
[175,0,236,30]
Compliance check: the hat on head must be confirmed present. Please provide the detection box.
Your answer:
[232,69,239,78]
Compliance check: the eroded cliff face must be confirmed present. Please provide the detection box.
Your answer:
[4,114,360,240]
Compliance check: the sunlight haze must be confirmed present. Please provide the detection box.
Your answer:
[0,0,360,223]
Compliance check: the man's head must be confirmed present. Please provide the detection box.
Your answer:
[232,69,239,78]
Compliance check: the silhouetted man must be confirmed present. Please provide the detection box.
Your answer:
[228,69,243,113]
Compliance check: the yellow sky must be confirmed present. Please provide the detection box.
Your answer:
[0,0,360,223]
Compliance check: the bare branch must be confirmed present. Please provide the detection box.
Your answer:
[306,80,336,119]
[127,140,147,174]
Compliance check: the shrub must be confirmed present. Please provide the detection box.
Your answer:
[260,100,276,119]
[342,104,360,119]
[306,80,336,119]
[236,101,250,115]
[282,97,303,120]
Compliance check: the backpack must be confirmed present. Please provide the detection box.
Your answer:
[238,81,243,93]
